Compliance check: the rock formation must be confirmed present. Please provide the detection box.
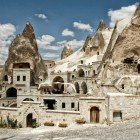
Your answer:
[61,44,73,59]
[101,5,140,85]
[1,22,48,85]
[111,5,140,61]
[96,20,106,31]
[82,20,106,56]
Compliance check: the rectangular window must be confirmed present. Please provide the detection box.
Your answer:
[23,76,26,81]
[62,103,65,108]
[17,76,20,81]
[71,102,75,108]
[113,111,122,122]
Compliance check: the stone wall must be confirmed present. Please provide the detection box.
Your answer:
[79,97,106,123]
[0,102,80,127]
[13,68,30,90]
[40,95,79,111]
[45,110,80,124]
[107,94,140,123]
[0,107,18,123]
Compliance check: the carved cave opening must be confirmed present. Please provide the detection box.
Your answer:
[52,76,64,94]
[78,69,85,77]
[74,82,80,93]
[81,82,87,94]
[44,99,56,110]
[6,87,17,98]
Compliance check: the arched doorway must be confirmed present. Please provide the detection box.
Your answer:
[74,82,80,93]
[26,113,33,127]
[78,69,85,77]
[52,76,64,94]
[6,87,17,97]
[90,107,100,123]
[81,82,87,94]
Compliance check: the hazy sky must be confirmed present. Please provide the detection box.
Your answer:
[0,0,138,63]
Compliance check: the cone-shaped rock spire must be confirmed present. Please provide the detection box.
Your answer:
[1,22,48,84]
[97,20,106,31]
[22,21,38,51]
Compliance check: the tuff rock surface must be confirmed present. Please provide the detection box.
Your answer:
[61,44,73,59]
[101,5,140,86]
[82,20,106,56]
[112,5,140,61]
[1,22,48,85]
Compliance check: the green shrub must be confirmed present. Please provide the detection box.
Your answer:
[0,117,8,128]
[32,121,38,128]
[6,116,17,129]
[0,116,22,129]
[18,123,22,128]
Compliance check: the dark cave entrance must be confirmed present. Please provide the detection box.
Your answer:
[6,87,17,98]
[44,99,56,110]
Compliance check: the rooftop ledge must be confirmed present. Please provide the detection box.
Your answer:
[106,92,140,97]
[46,110,80,114]
[22,101,41,104]
[13,68,30,70]
[80,96,105,100]
[41,94,77,97]
[0,107,18,111]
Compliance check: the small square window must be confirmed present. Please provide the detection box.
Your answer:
[62,103,65,108]
[71,102,75,108]
[17,76,20,81]
[23,76,26,81]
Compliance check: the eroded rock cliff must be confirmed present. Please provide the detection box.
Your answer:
[2,22,48,85]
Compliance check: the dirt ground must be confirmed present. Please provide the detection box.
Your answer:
[0,120,140,140]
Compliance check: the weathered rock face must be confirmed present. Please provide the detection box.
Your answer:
[61,44,73,59]
[132,5,140,25]
[2,22,48,85]
[101,5,140,86]
[112,5,140,61]
[96,20,106,32]
[82,21,106,56]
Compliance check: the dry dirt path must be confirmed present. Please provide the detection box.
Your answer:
[0,120,140,140]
